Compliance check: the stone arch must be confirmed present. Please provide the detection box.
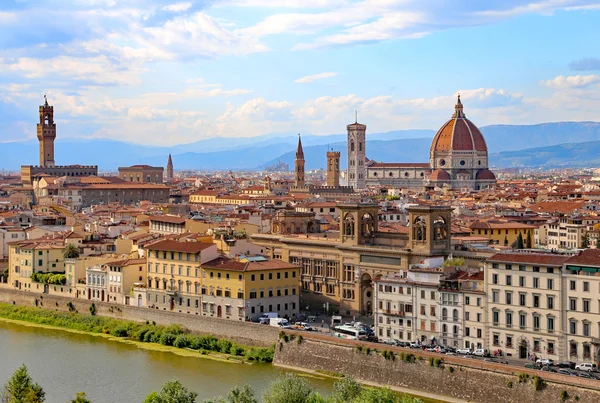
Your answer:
[343,213,355,236]
[433,216,447,241]
[361,212,375,236]
[413,216,427,241]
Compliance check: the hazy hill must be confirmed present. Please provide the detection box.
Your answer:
[2,122,600,170]
[490,141,600,168]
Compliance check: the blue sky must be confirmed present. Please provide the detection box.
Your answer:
[1,0,600,146]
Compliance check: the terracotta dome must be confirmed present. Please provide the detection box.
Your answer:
[429,169,451,181]
[476,169,496,180]
[430,96,487,153]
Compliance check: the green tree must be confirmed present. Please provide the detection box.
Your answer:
[331,377,363,403]
[144,380,197,403]
[515,233,524,249]
[63,244,80,259]
[350,387,398,403]
[441,257,464,268]
[582,234,590,248]
[596,238,600,249]
[69,392,91,403]
[204,385,257,403]
[262,374,318,403]
[1,365,45,403]
[525,231,532,249]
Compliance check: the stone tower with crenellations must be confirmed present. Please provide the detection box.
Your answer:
[37,95,56,167]
[326,150,340,187]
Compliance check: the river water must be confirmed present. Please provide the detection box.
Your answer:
[0,320,333,403]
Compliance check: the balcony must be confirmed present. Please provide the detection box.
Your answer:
[384,309,406,317]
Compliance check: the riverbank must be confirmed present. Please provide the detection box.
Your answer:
[0,303,274,363]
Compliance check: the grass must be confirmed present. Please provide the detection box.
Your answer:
[0,303,274,363]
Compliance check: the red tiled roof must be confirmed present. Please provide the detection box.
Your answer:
[487,253,570,266]
[147,240,214,253]
[149,215,186,224]
[564,249,600,266]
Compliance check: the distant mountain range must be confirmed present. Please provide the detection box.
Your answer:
[2,122,600,171]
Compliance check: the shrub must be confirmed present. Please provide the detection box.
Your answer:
[506,381,513,389]
[159,333,176,346]
[518,373,529,384]
[144,330,155,343]
[355,346,363,354]
[447,366,454,373]
[89,304,96,316]
[434,358,442,368]
[297,335,303,344]
[402,353,416,363]
[560,390,569,401]
[110,327,129,337]
[230,344,244,356]
[217,339,233,353]
[532,375,544,391]
[173,335,190,349]
[278,331,285,339]
[428,357,434,367]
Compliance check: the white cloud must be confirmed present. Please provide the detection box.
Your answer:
[219,97,294,122]
[295,72,338,83]
[542,75,600,89]
[162,2,193,12]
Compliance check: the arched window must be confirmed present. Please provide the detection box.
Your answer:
[413,216,426,241]
[361,213,374,236]
[453,309,458,320]
[433,216,447,241]
[442,307,447,319]
[343,214,355,236]
[350,142,355,152]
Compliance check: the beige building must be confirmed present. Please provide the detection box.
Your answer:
[146,239,219,313]
[460,271,486,350]
[546,216,587,250]
[252,203,452,316]
[118,165,164,184]
[485,252,569,360]
[8,239,66,292]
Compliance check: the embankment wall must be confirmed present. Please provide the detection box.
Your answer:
[275,334,600,403]
[0,288,278,346]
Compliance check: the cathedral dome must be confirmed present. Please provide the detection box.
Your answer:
[430,96,487,153]
[475,169,496,181]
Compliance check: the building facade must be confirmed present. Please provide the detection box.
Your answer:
[347,121,367,190]
[118,165,164,184]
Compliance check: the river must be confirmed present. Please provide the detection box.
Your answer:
[0,320,333,403]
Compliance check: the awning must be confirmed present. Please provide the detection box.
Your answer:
[566,266,581,272]
[582,267,598,273]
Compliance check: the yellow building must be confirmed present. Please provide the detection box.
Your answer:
[469,221,535,248]
[200,256,300,321]
[8,239,66,292]
[146,239,219,313]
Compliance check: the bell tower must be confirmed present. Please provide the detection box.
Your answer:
[295,134,305,188]
[338,203,379,246]
[347,114,366,190]
[37,95,56,167]
[407,205,452,255]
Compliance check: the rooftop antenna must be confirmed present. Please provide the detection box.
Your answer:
[355,110,358,123]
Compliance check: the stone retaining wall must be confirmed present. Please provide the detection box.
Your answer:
[0,289,279,347]
[275,334,600,403]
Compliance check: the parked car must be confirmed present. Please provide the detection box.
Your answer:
[536,358,554,366]
[258,312,279,324]
[575,363,598,372]
[525,363,537,369]
[473,349,490,357]
[382,339,397,346]
[558,369,574,376]
[541,366,557,373]
[557,361,576,369]
[397,341,410,348]
[409,342,421,348]
[456,348,472,355]
[577,372,594,379]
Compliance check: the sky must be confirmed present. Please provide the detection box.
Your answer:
[1,0,600,146]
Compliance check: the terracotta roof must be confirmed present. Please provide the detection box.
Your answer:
[429,169,451,181]
[149,215,186,224]
[564,249,600,266]
[487,252,570,266]
[147,239,214,253]
[202,257,298,272]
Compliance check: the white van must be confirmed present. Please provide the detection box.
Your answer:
[269,317,290,328]
[258,312,278,324]
[575,363,597,372]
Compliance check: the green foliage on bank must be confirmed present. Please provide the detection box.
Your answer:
[30,272,66,285]
[0,303,273,363]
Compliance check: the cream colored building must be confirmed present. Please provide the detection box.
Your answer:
[485,252,569,360]
[460,271,486,350]
[561,249,600,364]
[546,216,586,250]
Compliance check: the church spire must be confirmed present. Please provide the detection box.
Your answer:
[296,134,304,159]
[166,153,174,181]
